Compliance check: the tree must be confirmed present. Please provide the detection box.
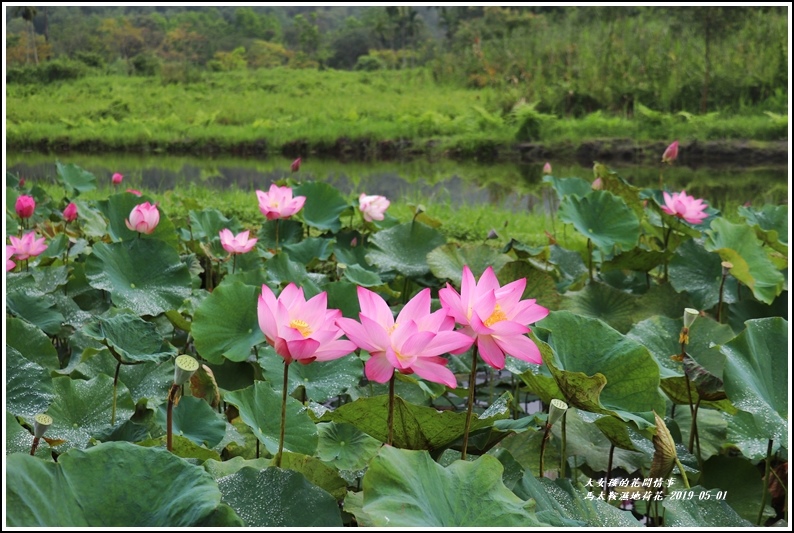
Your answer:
[14,6,39,64]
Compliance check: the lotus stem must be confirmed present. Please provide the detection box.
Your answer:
[166,383,179,452]
[387,373,396,446]
[274,360,290,467]
[232,254,237,275]
[111,360,121,425]
[30,437,40,456]
[587,238,593,281]
[689,397,703,464]
[674,456,690,489]
[539,422,552,478]
[717,261,732,323]
[560,410,568,479]
[461,346,479,460]
[604,444,615,496]
[275,219,280,249]
[757,439,773,525]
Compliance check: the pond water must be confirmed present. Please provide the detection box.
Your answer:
[6,151,789,213]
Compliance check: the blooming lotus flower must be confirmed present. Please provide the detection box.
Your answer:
[661,190,708,225]
[338,287,474,388]
[662,141,679,164]
[125,202,160,234]
[112,172,124,185]
[15,195,35,219]
[256,184,306,221]
[291,157,302,172]
[439,265,550,369]
[543,162,552,175]
[219,229,257,255]
[6,245,16,271]
[258,283,355,365]
[63,202,78,222]
[8,232,47,261]
[359,193,390,222]
[126,189,142,196]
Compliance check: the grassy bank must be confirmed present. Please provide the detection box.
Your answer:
[6,69,788,158]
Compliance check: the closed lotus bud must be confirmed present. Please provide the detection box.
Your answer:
[33,413,53,438]
[543,162,552,175]
[661,140,679,164]
[486,229,498,240]
[174,355,200,386]
[547,398,569,426]
[290,157,301,172]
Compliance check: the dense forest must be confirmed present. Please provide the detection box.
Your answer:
[6,6,789,117]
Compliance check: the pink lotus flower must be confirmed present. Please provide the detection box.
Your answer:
[6,245,16,272]
[8,232,47,261]
[126,189,142,196]
[256,184,306,221]
[258,283,356,365]
[219,229,258,255]
[15,195,35,219]
[338,287,474,388]
[661,141,679,164]
[592,177,603,190]
[439,265,550,369]
[359,193,390,222]
[112,172,124,185]
[661,190,708,225]
[63,202,78,222]
[125,202,160,234]
[291,157,302,172]
[543,162,552,175]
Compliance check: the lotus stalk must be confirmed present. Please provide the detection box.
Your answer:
[540,399,568,478]
[461,346,479,460]
[168,355,199,452]
[30,413,52,456]
[387,374,396,446]
[717,261,732,323]
[757,439,774,526]
[275,360,290,467]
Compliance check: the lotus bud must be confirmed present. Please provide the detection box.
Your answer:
[486,229,498,240]
[290,157,301,172]
[174,355,200,386]
[33,413,53,438]
[543,162,552,175]
[661,140,679,164]
[112,172,124,185]
[683,308,699,329]
[547,398,569,427]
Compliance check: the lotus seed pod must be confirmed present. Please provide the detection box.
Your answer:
[683,308,699,329]
[548,398,569,427]
[33,413,53,438]
[174,355,200,386]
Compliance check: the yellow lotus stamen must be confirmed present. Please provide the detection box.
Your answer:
[484,304,507,327]
[290,319,312,338]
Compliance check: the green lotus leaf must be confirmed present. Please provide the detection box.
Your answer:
[293,181,350,233]
[218,467,343,526]
[498,260,562,311]
[594,165,646,219]
[427,243,513,284]
[705,218,785,304]
[726,411,776,461]
[257,218,304,249]
[558,190,640,252]
[560,282,638,333]
[85,239,191,317]
[739,204,788,252]
[6,289,64,335]
[549,244,588,292]
[543,175,592,199]
[669,239,739,310]
[153,395,226,448]
[341,264,383,287]
[720,318,788,449]
[188,207,237,244]
[138,434,221,462]
[6,441,223,526]
[6,316,59,370]
[601,248,669,273]
[279,451,348,501]
[366,221,446,278]
[96,192,179,247]
[495,427,559,475]
[82,314,177,364]
[315,393,511,451]
[224,380,318,456]
[6,412,51,458]
[535,312,666,425]
[360,447,547,527]
[700,455,774,523]
[46,375,135,452]
[661,486,752,527]
[673,407,728,462]
[191,281,264,364]
[283,236,333,264]
[513,472,643,527]
[75,200,108,238]
[258,346,362,403]
[6,346,55,419]
[316,422,382,471]
[56,161,97,195]
[264,252,323,297]
[203,456,271,479]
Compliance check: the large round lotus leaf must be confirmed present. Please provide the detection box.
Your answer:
[191,281,264,364]
[258,347,362,403]
[549,244,588,292]
[513,474,642,527]
[6,316,59,370]
[560,282,638,333]
[558,190,640,252]
[46,375,135,452]
[155,395,226,448]
[493,428,559,475]
[257,218,304,249]
[279,451,348,501]
[31,263,69,292]
[705,218,785,305]
[138,434,221,463]
[427,243,513,285]
[325,279,363,318]
[701,455,774,523]
[264,252,323,297]
[661,486,752,527]
[669,239,739,310]
[56,161,97,195]
[96,192,179,247]
[536,312,666,422]
[366,222,446,277]
[543,175,592,199]
[673,407,728,462]
[726,411,776,461]
[315,393,511,450]
[360,447,547,527]
[224,381,317,456]
[6,346,55,418]
[85,239,191,316]
[720,318,788,449]
[82,314,177,364]
[6,441,223,526]
[316,422,382,471]
[497,260,562,311]
[188,208,237,254]
[6,289,64,335]
[739,204,788,251]
[341,264,382,288]
[283,236,333,264]
[203,456,271,479]
[218,467,342,526]
[293,181,349,233]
